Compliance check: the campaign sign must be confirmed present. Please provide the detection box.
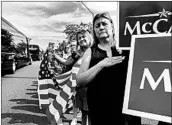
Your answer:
[123,34,171,123]
[118,1,172,50]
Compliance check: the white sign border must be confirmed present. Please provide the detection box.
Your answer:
[122,33,172,123]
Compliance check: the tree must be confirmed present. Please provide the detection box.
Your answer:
[63,22,93,42]
[16,41,27,54]
[1,29,16,52]
[1,29,14,47]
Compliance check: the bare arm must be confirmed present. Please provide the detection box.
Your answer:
[76,48,103,87]
[53,53,66,63]
[53,53,75,66]
[76,48,125,87]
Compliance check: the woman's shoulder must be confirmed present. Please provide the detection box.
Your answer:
[83,48,92,57]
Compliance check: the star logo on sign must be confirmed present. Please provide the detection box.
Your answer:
[158,8,169,18]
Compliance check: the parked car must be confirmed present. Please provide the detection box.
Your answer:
[1,52,31,74]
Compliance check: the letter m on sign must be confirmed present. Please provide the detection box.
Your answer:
[140,68,171,92]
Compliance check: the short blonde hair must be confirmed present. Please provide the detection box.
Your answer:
[76,29,93,47]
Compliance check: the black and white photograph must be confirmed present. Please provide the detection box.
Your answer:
[1,1,172,125]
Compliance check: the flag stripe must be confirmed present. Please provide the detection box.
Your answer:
[48,88,60,95]
[59,90,69,102]
[39,100,49,104]
[54,70,72,80]
[54,96,66,112]
[63,84,73,97]
[48,93,57,100]
[40,94,49,99]
[39,89,48,94]
[43,58,82,123]
[39,84,52,90]
[46,104,58,121]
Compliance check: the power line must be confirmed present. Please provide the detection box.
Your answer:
[80,1,94,18]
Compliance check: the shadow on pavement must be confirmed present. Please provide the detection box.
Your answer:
[3,80,82,125]
[26,92,38,99]
[10,99,38,105]
[1,80,48,125]
[11,105,45,114]
[1,113,49,125]
[26,88,37,91]
[31,84,38,87]
[9,99,44,114]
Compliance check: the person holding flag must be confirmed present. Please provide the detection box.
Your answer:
[37,42,57,109]
[37,42,65,125]
[46,29,93,125]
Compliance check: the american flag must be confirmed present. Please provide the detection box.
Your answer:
[37,49,64,110]
[45,58,82,123]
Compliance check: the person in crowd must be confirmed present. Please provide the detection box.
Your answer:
[50,29,93,125]
[76,12,141,125]
[70,40,78,54]
[53,40,80,74]
[38,42,65,125]
[39,42,55,79]
[47,42,65,76]
[70,29,93,125]
[62,43,71,60]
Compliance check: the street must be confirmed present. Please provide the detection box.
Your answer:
[1,61,81,125]
[1,61,158,125]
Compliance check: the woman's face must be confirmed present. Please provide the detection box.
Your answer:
[77,33,90,48]
[70,41,77,52]
[65,44,71,53]
[94,17,113,41]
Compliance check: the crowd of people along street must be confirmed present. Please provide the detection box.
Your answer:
[37,12,171,125]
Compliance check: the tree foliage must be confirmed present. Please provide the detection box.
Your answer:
[63,22,93,42]
[1,29,16,52]
[16,41,27,54]
[1,29,13,47]
[1,29,27,54]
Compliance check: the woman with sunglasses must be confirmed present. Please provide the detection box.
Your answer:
[77,12,141,125]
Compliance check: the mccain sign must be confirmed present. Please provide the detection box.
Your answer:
[123,34,171,123]
[118,1,172,49]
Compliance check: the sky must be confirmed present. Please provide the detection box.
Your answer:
[2,1,118,50]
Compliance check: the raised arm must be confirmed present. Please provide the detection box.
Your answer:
[53,53,75,66]
[53,53,66,63]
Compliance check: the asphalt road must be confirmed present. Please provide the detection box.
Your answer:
[1,61,159,125]
[1,61,81,125]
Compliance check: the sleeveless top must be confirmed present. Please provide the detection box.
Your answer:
[62,51,81,73]
[87,45,129,125]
